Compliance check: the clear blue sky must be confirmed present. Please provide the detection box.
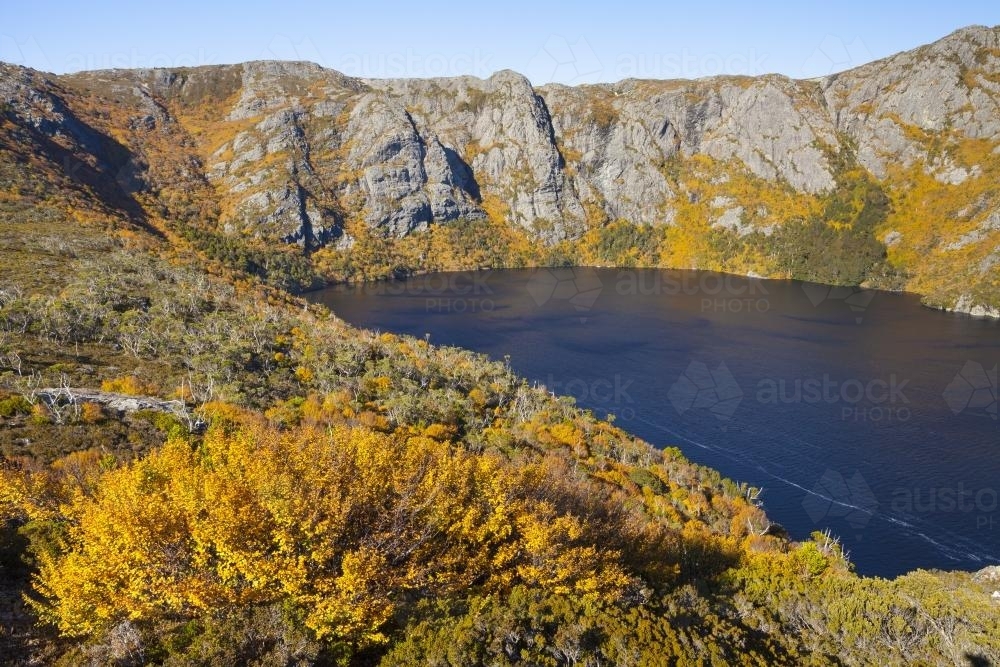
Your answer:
[3,1,998,84]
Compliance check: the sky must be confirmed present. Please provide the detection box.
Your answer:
[3,1,999,85]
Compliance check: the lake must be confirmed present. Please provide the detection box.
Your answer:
[309,268,1000,578]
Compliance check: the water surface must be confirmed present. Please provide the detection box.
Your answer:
[310,268,1000,578]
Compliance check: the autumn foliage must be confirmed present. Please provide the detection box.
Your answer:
[24,416,637,650]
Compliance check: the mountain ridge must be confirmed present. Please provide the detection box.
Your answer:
[40,24,997,85]
[1,25,999,314]
[2,26,1000,665]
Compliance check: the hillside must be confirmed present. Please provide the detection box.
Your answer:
[0,159,997,667]
[0,25,999,666]
[1,25,1000,313]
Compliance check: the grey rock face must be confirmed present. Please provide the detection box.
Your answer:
[342,94,482,236]
[712,206,748,235]
[2,25,1000,263]
[541,74,842,230]
[0,64,115,161]
[823,26,1000,178]
[945,209,1000,251]
[542,82,678,225]
[367,70,587,241]
[951,295,1000,318]
[219,65,352,246]
[227,60,330,121]
[698,78,837,194]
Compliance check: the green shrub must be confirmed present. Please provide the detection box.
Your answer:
[0,394,31,417]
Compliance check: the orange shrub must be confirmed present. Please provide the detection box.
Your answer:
[79,402,105,424]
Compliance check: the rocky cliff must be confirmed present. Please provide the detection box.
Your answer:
[1,26,998,312]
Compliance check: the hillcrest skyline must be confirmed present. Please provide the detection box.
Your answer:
[3,1,998,84]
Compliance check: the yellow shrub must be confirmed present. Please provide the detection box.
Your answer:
[30,422,636,645]
[550,421,584,448]
[358,410,390,432]
[79,402,105,425]
[30,403,50,425]
[422,423,455,441]
[100,375,158,396]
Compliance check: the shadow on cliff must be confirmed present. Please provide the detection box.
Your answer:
[1,97,165,242]
[443,145,481,202]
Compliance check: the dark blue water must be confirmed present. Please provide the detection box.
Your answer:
[309,268,1000,578]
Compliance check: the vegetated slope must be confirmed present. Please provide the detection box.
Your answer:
[1,25,1000,667]
[0,173,997,665]
[2,25,999,312]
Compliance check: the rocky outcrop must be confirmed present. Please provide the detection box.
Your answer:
[0,64,134,178]
[1,26,999,308]
[366,70,587,241]
[191,62,357,247]
[341,93,483,236]
[5,27,998,244]
[36,387,192,420]
[822,26,1000,178]
[946,295,1000,319]
[698,78,837,193]
[540,75,839,227]
[945,210,1000,251]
